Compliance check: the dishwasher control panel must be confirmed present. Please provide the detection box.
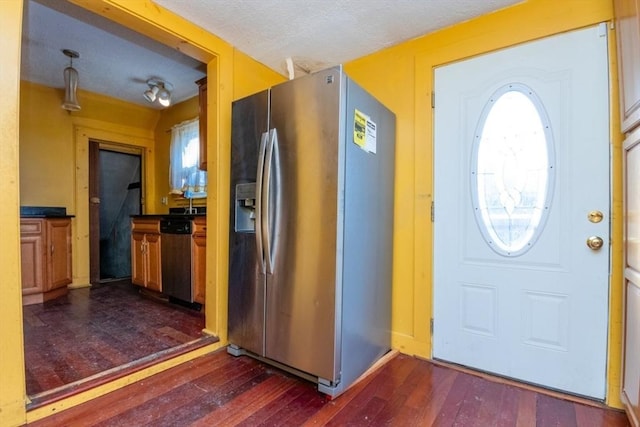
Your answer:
[160,219,192,234]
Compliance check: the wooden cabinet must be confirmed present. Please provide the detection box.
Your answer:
[625,280,640,423]
[196,77,207,171]
[21,217,72,305]
[131,218,162,292]
[192,216,206,304]
[617,1,640,424]
[624,129,640,426]
[616,0,640,132]
[131,216,205,305]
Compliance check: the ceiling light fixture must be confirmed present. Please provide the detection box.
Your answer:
[144,79,173,107]
[61,49,81,111]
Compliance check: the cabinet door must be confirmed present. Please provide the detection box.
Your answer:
[20,233,44,295]
[197,77,207,171]
[624,117,640,424]
[192,235,206,304]
[145,233,162,292]
[47,219,72,290]
[624,281,640,422]
[615,0,640,132]
[131,232,146,286]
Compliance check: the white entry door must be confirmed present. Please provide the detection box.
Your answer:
[433,25,610,399]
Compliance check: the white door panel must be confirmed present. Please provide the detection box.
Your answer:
[433,25,610,399]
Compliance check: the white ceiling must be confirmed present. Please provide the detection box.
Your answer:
[156,0,522,77]
[21,0,206,109]
[20,0,521,109]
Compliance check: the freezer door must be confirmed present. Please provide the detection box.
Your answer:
[264,67,342,381]
[228,90,269,356]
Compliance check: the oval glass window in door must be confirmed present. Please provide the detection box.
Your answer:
[470,83,555,256]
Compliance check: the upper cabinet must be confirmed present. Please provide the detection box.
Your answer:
[196,77,207,171]
[616,0,640,133]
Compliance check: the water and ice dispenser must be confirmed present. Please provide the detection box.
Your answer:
[235,183,256,232]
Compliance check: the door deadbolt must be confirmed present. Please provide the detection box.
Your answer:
[588,210,603,223]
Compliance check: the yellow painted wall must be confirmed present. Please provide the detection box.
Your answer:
[1,2,27,426]
[19,82,159,209]
[20,82,75,208]
[233,49,286,100]
[345,0,622,408]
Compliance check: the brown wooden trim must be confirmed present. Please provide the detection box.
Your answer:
[88,139,100,285]
[27,335,218,410]
[621,390,640,427]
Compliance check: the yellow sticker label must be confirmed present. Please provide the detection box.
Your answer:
[354,109,367,148]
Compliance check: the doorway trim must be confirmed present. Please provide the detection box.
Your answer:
[71,0,229,341]
[16,0,231,424]
[72,123,155,288]
[411,12,623,408]
[432,25,611,398]
[89,139,145,284]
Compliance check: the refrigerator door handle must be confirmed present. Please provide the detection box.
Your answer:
[262,128,279,274]
[255,131,269,273]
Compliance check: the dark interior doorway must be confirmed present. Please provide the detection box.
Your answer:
[99,150,141,280]
[89,140,142,284]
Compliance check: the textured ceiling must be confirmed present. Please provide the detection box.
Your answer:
[20,0,522,108]
[155,0,522,77]
[21,0,206,109]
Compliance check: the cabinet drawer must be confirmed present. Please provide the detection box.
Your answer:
[132,219,160,233]
[21,219,43,234]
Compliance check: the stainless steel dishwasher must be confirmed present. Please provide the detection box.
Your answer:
[160,217,192,303]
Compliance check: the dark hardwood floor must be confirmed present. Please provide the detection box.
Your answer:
[27,349,630,426]
[23,280,209,403]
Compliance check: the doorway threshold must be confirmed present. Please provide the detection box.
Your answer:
[26,335,218,410]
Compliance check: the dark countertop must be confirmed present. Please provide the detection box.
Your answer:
[21,215,75,218]
[131,213,206,220]
[20,206,74,218]
[131,214,167,219]
[132,207,206,220]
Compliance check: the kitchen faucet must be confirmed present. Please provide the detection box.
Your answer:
[185,197,196,214]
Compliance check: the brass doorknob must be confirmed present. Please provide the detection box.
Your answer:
[586,236,604,250]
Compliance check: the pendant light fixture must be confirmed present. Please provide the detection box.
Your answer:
[61,49,81,111]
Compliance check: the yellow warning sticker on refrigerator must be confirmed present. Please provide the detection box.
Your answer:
[353,109,377,154]
[354,109,367,148]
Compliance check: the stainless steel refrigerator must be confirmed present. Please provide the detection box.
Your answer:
[228,65,395,398]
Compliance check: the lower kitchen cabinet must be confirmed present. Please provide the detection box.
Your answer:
[131,219,162,292]
[21,217,72,305]
[131,216,205,304]
[192,216,206,304]
[623,127,640,426]
[624,281,640,423]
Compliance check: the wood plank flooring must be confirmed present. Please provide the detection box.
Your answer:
[27,349,630,426]
[23,280,208,399]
